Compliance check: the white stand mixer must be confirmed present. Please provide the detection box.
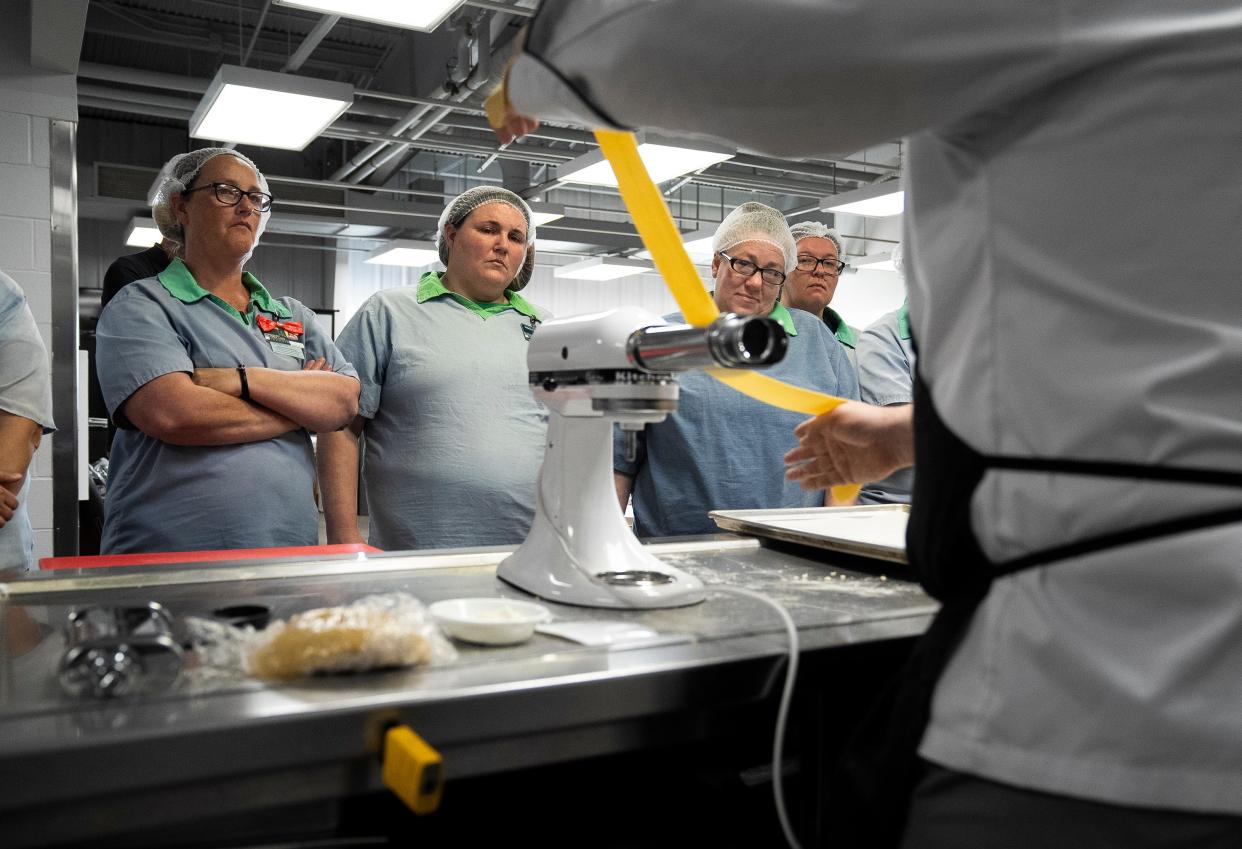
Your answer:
[498,306,787,609]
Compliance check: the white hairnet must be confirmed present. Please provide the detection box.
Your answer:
[711,202,797,272]
[435,185,537,291]
[788,220,844,259]
[151,147,270,251]
[891,242,904,275]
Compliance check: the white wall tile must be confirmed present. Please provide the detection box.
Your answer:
[33,528,54,565]
[32,217,50,272]
[30,115,48,167]
[0,111,31,164]
[0,215,34,269]
[0,163,50,219]
[33,434,53,478]
[26,476,53,530]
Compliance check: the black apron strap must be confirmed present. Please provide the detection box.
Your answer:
[825,374,1242,848]
[827,374,993,847]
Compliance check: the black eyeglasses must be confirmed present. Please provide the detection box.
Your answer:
[183,182,274,213]
[717,251,786,287]
[796,255,846,275]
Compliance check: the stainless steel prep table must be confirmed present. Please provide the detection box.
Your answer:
[0,536,935,848]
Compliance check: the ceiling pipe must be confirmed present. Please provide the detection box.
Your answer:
[78,61,208,94]
[77,83,198,113]
[240,0,273,67]
[78,95,192,121]
[322,121,564,165]
[77,85,862,202]
[347,105,456,183]
[347,11,494,185]
[281,14,340,73]
[330,103,435,181]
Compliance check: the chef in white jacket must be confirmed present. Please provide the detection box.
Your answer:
[492,3,1242,847]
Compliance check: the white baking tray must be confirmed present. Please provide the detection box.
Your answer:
[709,504,909,563]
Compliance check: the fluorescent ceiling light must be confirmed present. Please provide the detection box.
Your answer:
[365,239,440,267]
[634,226,717,263]
[822,181,905,217]
[274,0,467,32]
[190,64,353,151]
[125,217,162,248]
[852,252,896,271]
[558,133,733,187]
[528,202,565,228]
[533,239,601,254]
[554,257,652,281]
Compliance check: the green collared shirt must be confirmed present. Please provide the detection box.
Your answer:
[822,306,859,348]
[707,295,799,336]
[768,301,799,336]
[157,258,291,325]
[416,270,540,320]
[896,301,912,340]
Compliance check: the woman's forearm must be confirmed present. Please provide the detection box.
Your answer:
[316,421,366,544]
[194,367,359,433]
[124,373,300,446]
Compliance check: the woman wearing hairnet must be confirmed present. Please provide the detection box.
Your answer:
[317,186,549,550]
[612,202,858,538]
[96,148,359,554]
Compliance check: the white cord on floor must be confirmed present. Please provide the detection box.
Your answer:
[707,584,803,849]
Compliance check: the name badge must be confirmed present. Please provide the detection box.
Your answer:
[257,315,306,360]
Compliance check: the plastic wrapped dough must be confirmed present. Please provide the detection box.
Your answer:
[246,593,448,680]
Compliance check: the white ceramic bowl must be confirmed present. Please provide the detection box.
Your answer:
[429,598,552,646]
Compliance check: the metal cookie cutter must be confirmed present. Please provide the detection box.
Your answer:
[58,602,184,698]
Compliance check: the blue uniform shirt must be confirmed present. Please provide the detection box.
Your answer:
[97,259,357,554]
[0,271,55,571]
[336,271,549,551]
[615,304,859,538]
[856,302,916,505]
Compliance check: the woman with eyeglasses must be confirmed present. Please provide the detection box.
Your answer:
[612,202,859,538]
[96,147,359,554]
[780,221,859,370]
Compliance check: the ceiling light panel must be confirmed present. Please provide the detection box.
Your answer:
[634,229,716,263]
[528,202,566,227]
[125,217,162,247]
[365,240,440,267]
[852,252,897,271]
[554,257,652,280]
[190,65,354,151]
[559,134,734,187]
[822,181,905,217]
[273,0,468,32]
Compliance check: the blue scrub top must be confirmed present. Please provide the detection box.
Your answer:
[336,272,549,551]
[96,261,357,554]
[615,305,859,538]
[856,302,916,505]
[0,271,55,571]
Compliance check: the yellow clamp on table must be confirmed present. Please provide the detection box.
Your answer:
[594,129,861,503]
[382,725,444,815]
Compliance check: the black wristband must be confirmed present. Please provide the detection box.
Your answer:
[237,365,250,402]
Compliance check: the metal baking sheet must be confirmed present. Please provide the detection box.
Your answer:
[710,505,909,563]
